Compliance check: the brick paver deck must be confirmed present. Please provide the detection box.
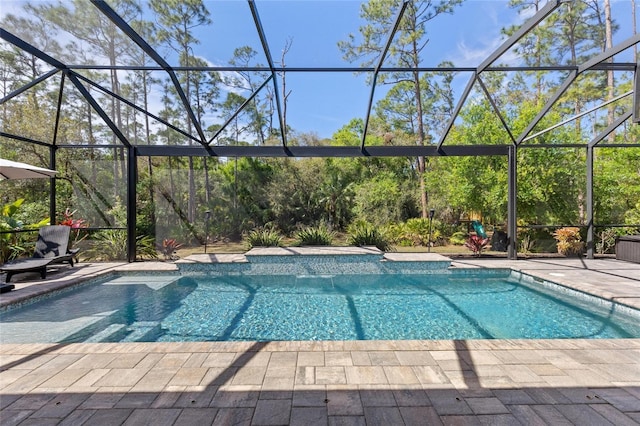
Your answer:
[1,257,639,425]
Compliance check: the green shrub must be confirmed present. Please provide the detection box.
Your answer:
[295,224,334,246]
[347,220,392,252]
[246,226,283,248]
[449,231,468,245]
[83,230,158,261]
[389,218,440,247]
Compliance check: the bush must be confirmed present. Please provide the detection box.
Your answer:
[449,231,468,246]
[347,221,392,252]
[83,230,158,261]
[388,218,441,247]
[295,224,334,246]
[552,227,584,256]
[158,238,183,260]
[464,235,489,257]
[246,226,283,248]
[596,227,638,254]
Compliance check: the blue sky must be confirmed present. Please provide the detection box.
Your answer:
[195,0,527,139]
[189,0,637,139]
[2,0,638,141]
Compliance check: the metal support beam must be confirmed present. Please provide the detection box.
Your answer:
[135,144,509,158]
[127,147,137,262]
[0,69,59,104]
[634,63,639,123]
[74,73,201,145]
[208,76,273,145]
[477,76,517,145]
[588,109,633,147]
[507,145,518,259]
[49,146,57,224]
[0,132,51,147]
[586,145,594,259]
[518,34,639,143]
[516,70,577,144]
[437,73,476,150]
[49,74,63,222]
[61,64,637,73]
[522,90,632,143]
[477,0,560,72]
[361,0,409,151]
[0,28,67,69]
[90,0,209,146]
[52,73,65,146]
[248,0,288,147]
[579,33,640,74]
[66,71,132,148]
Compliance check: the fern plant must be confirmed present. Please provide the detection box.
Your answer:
[347,220,392,252]
[295,224,334,246]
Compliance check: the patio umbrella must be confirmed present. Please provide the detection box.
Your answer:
[0,158,57,180]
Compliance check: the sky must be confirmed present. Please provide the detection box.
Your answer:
[164,0,639,139]
[1,0,638,141]
[195,0,528,139]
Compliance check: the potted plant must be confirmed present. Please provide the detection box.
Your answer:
[552,227,584,256]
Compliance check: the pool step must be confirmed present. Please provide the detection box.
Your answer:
[85,324,127,343]
[122,321,162,342]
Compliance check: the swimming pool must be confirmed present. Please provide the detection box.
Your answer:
[1,269,639,343]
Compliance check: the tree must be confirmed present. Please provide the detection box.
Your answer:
[225,46,272,144]
[37,0,142,186]
[339,0,463,218]
[150,0,211,222]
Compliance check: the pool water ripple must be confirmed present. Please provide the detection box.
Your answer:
[1,271,639,343]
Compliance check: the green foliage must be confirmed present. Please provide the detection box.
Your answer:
[347,220,392,252]
[449,231,468,246]
[136,235,159,260]
[1,199,50,262]
[246,226,283,249]
[1,199,26,231]
[352,171,405,225]
[295,224,334,246]
[388,218,442,247]
[82,230,158,261]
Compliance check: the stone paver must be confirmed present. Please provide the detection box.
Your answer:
[1,258,640,424]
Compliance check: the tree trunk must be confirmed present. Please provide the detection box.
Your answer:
[604,0,615,142]
[412,44,429,218]
[143,71,156,233]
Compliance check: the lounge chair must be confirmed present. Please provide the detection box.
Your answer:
[0,225,78,284]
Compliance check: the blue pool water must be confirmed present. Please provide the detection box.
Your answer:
[1,271,639,343]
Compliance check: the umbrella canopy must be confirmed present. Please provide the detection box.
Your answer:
[0,158,58,180]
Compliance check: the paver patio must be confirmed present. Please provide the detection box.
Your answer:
[1,257,639,425]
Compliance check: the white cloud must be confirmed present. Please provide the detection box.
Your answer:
[452,37,522,68]
[447,1,533,68]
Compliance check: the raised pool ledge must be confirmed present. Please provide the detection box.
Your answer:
[177,246,452,275]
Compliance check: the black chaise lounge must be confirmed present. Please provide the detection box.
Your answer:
[0,225,78,286]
